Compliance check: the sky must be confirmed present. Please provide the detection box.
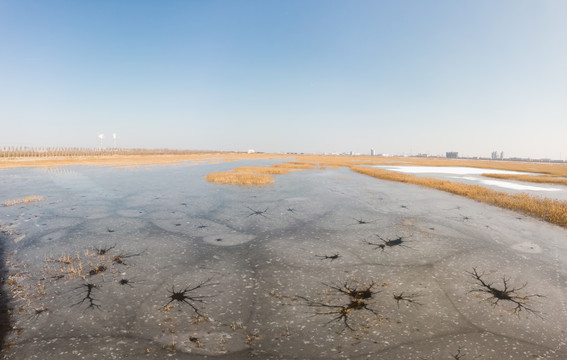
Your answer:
[0,1,566,159]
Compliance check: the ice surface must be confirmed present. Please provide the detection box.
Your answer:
[375,165,567,200]
[1,163,566,359]
[480,179,560,191]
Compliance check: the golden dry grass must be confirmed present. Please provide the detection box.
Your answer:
[3,195,44,207]
[482,173,567,186]
[0,152,278,169]
[3,151,566,176]
[205,171,275,186]
[351,166,567,229]
[233,166,292,175]
[204,162,315,185]
[271,162,316,170]
[43,253,86,280]
[284,154,567,177]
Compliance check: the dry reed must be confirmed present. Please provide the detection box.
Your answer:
[482,173,567,186]
[3,196,44,207]
[3,150,566,176]
[204,162,315,185]
[205,172,274,186]
[233,166,292,175]
[350,166,567,229]
[272,162,316,170]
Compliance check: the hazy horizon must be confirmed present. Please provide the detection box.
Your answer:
[1,1,566,160]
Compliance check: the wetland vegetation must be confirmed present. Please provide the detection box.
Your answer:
[1,150,566,359]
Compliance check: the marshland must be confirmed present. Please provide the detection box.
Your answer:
[1,151,567,359]
[2,0,566,358]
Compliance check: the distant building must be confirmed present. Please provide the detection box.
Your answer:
[491,151,504,160]
[370,148,375,156]
[446,152,458,159]
[247,149,255,154]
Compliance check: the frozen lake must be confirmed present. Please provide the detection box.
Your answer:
[374,165,567,200]
[1,162,567,359]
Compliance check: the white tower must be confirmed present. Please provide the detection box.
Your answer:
[98,134,104,150]
[113,133,117,148]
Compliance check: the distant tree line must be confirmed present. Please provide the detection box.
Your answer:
[0,147,216,158]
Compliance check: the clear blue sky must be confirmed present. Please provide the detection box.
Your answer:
[1,1,565,159]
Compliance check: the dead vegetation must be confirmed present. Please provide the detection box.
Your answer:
[3,196,44,207]
[232,166,292,175]
[205,171,275,186]
[202,155,567,228]
[2,244,148,328]
[482,173,567,186]
[42,245,144,281]
[272,162,316,170]
[204,162,315,186]
[3,150,566,176]
[350,166,567,229]
[0,150,276,169]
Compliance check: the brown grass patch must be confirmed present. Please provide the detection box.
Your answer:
[482,173,567,186]
[0,152,262,169]
[205,172,274,186]
[233,166,292,175]
[3,196,44,207]
[292,155,567,177]
[351,166,567,229]
[272,162,316,170]
[204,162,315,186]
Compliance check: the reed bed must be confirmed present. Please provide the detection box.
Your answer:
[272,162,316,170]
[233,166,292,175]
[3,195,44,207]
[205,171,275,186]
[482,173,567,186]
[3,149,566,176]
[0,147,218,158]
[291,155,567,177]
[351,166,567,229]
[204,162,313,185]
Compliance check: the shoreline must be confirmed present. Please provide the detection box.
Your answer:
[0,153,245,169]
[1,153,566,175]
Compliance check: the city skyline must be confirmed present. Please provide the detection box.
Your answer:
[1,1,566,160]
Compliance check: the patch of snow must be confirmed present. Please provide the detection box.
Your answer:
[480,179,560,191]
[377,166,534,175]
